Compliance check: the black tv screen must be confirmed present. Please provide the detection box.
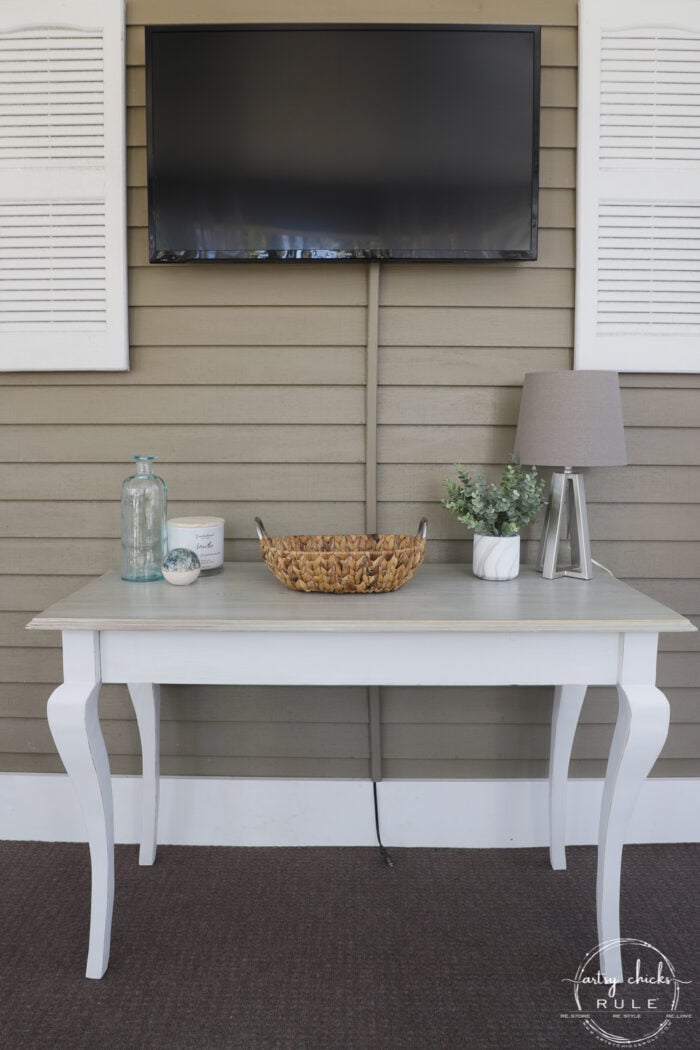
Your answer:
[146,24,541,262]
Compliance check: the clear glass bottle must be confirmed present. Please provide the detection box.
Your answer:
[120,455,168,582]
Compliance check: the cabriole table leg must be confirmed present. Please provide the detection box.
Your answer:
[597,678,670,982]
[127,683,161,866]
[549,684,587,870]
[46,631,113,980]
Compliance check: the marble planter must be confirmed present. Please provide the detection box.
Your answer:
[472,534,520,581]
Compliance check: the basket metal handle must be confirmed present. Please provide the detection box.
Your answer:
[254,517,269,541]
[417,518,428,540]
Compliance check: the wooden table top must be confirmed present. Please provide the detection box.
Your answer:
[27,564,696,635]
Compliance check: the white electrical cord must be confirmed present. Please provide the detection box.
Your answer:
[591,558,615,577]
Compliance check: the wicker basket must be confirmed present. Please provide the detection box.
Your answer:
[255,517,428,594]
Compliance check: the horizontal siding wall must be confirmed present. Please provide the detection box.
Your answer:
[1,0,697,781]
[374,17,699,778]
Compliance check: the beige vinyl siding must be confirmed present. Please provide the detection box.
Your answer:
[0,0,697,781]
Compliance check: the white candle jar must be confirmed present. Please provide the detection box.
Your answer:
[167,517,225,575]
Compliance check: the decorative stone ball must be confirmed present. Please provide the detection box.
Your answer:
[162,547,201,586]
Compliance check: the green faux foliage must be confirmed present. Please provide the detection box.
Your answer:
[442,456,546,538]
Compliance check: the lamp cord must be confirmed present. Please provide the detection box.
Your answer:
[591,558,615,577]
[373,781,394,867]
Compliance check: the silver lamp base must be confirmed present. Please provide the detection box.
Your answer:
[537,468,593,580]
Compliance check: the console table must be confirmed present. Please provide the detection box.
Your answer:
[28,563,694,980]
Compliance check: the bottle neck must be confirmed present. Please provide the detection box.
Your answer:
[133,455,157,476]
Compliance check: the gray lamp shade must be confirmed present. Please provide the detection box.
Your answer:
[514,370,627,468]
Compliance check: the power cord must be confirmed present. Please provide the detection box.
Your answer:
[373,781,394,867]
[591,559,615,577]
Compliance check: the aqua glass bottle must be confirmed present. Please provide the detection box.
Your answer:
[120,455,168,582]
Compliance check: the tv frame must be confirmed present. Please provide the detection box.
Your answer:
[145,23,541,263]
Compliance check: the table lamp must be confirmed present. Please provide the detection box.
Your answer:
[514,370,627,580]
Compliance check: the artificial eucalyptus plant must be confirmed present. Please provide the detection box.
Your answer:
[442,455,546,538]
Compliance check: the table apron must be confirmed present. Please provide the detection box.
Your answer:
[97,629,630,687]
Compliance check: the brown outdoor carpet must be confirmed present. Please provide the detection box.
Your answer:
[0,841,697,1049]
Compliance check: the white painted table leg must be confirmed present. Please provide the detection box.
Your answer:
[597,639,669,982]
[46,631,113,980]
[127,683,161,866]
[549,684,587,870]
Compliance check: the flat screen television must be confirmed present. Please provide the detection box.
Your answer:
[146,24,541,262]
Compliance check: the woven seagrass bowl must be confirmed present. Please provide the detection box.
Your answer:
[255,518,428,594]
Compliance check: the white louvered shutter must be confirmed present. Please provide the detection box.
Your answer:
[575,0,700,372]
[0,0,127,370]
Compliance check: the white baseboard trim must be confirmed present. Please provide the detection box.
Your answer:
[0,774,699,847]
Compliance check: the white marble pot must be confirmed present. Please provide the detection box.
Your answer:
[472,534,520,581]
